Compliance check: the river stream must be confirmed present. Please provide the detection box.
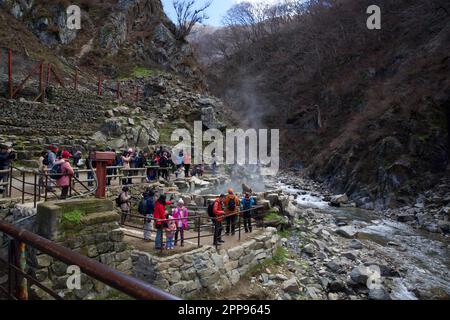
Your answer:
[277,180,450,300]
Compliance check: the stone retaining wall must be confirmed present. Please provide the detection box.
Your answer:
[131,227,280,298]
[30,199,132,299]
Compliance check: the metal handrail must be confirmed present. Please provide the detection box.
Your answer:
[0,221,179,300]
[121,205,266,246]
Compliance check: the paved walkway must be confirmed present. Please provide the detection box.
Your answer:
[122,225,263,255]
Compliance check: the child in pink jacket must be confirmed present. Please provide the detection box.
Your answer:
[165,215,177,250]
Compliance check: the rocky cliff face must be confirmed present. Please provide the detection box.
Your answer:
[200,0,450,210]
[0,0,200,80]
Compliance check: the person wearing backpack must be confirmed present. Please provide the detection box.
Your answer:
[172,199,189,247]
[241,193,256,233]
[139,190,155,241]
[117,186,131,224]
[38,151,47,189]
[183,151,191,178]
[224,188,240,236]
[153,194,173,250]
[44,145,58,192]
[0,143,16,195]
[212,194,226,246]
[159,152,170,180]
[72,150,82,179]
[86,151,96,187]
[53,150,74,199]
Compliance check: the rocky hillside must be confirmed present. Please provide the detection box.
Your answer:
[0,0,235,159]
[0,72,229,161]
[194,0,450,210]
[0,0,202,81]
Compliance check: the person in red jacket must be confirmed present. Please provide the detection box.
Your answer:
[213,194,225,246]
[153,194,172,249]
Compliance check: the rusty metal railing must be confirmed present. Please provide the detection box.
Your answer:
[0,220,179,300]
[5,165,175,206]
[0,168,9,198]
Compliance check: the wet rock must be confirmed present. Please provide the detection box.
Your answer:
[438,221,450,233]
[330,194,349,207]
[368,288,391,300]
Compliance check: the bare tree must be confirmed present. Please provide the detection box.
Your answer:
[173,0,213,39]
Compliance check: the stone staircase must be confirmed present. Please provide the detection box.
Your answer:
[0,87,121,159]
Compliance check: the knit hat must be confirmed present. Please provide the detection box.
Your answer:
[178,199,184,205]
[61,150,72,159]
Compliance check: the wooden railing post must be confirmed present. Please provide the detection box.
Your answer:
[197,215,201,248]
[46,63,52,86]
[33,173,37,208]
[8,166,13,198]
[39,61,45,103]
[8,48,13,99]
[238,212,241,241]
[21,171,25,204]
[74,68,79,90]
[16,242,28,300]
[44,175,48,201]
[8,239,15,298]
[98,76,102,96]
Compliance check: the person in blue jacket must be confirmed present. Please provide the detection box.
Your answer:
[241,192,256,233]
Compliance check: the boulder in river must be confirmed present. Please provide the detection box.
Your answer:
[368,288,391,300]
[330,194,349,207]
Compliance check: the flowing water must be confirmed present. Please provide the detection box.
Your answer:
[277,181,450,300]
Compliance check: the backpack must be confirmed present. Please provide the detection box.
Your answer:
[115,192,124,206]
[227,197,236,211]
[207,202,215,218]
[242,198,252,211]
[138,198,148,215]
[49,164,63,180]
[42,153,50,166]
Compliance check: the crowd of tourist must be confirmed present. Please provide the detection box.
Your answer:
[26,144,211,199]
[117,186,257,251]
[2,141,257,252]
